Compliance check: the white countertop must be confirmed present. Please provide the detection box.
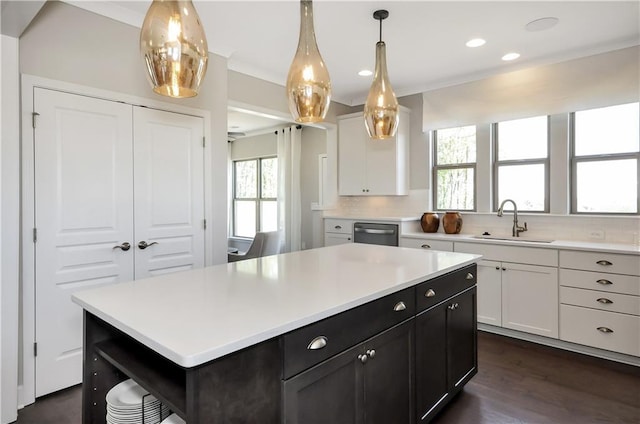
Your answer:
[323,214,419,222]
[401,231,640,255]
[72,244,480,368]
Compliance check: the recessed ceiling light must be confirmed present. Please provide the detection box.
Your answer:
[465,38,486,48]
[525,17,559,32]
[358,69,373,77]
[502,52,520,61]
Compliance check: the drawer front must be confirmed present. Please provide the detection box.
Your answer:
[560,269,640,296]
[455,242,557,267]
[560,304,640,357]
[560,286,640,316]
[324,219,353,235]
[416,264,477,313]
[399,237,454,252]
[283,287,415,379]
[560,250,640,276]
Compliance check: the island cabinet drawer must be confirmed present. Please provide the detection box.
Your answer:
[560,287,640,316]
[560,250,640,276]
[416,264,476,312]
[560,269,640,296]
[324,219,353,235]
[399,237,454,252]
[282,287,415,379]
[560,304,640,357]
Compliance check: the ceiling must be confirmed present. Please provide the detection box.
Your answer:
[63,0,639,133]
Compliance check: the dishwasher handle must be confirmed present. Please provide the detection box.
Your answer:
[354,227,396,235]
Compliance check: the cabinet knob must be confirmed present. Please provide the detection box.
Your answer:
[425,289,436,298]
[421,244,431,249]
[596,327,614,334]
[307,336,328,350]
[466,273,474,280]
[393,301,407,312]
[596,298,613,304]
[366,349,376,359]
[596,279,613,286]
[596,260,613,266]
[358,354,368,364]
[495,266,500,270]
[447,303,459,310]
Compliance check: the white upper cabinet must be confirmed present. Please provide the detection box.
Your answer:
[337,108,410,196]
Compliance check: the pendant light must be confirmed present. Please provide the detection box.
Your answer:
[286,0,331,123]
[140,0,208,98]
[364,10,399,139]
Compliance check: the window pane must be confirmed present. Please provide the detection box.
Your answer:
[436,168,474,210]
[576,159,637,213]
[497,164,545,211]
[261,158,278,199]
[234,160,257,198]
[498,116,547,160]
[436,126,476,165]
[260,200,278,232]
[234,200,256,237]
[575,103,640,156]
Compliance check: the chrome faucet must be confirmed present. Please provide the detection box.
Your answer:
[497,199,527,237]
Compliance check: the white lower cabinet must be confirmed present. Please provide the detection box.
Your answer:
[476,261,502,326]
[324,219,353,247]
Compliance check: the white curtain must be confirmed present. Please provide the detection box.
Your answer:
[277,125,302,253]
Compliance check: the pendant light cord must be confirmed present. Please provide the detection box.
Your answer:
[379,17,382,42]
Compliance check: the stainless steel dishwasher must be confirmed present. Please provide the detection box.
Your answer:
[353,222,399,246]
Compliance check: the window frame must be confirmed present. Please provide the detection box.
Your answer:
[432,126,477,212]
[569,109,640,215]
[232,156,278,237]
[492,116,551,213]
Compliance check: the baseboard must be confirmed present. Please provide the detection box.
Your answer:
[478,324,640,367]
[17,384,35,410]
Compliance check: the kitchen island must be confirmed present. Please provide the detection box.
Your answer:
[73,243,481,423]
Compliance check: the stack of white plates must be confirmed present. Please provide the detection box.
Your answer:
[106,379,170,424]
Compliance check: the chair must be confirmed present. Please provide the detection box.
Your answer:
[228,231,281,262]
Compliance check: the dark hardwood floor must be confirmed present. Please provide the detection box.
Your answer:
[16,332,640,424]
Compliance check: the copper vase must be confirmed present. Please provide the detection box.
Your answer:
[420,212,440,233]
[443,212,463,234]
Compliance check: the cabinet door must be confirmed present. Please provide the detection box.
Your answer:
[325,233,352,246]
[283,343,363,424]
[502,263,559,338]
[415,302,448,422]
[447,288,477,391]
[477,260,502,326]
[363,320,414,424]
[366,138,400,195]
[338,117,367,195]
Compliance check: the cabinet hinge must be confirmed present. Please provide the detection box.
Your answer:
[34,342,38,357]
[33,228,37,243]
[32,112,40,129]
[203,219,207,230]
[202,136,205,148]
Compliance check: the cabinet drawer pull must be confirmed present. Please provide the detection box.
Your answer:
[596,298,613,304]
[596,260,613,266]
[466,273,474,280]
[393,301,407,312]
[596,279,613,285]
[334,225,342,229]
[420,244,431,249]
[425,289,436,298]
[307,336,328,350]
[597,327,614,333]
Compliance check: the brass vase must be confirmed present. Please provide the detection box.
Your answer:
[420,212,440,233]
[443,212,463,234]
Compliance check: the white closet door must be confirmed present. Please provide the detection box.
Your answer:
[34,88,134,396]
[133,107,205,279]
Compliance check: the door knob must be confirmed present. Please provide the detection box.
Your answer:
[138,240,158,250]
[113,242,131,251]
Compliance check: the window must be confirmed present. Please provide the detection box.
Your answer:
[494,116,549,212]
[233,157,278,237]
[571,102,639,214]
[433,126,476,211]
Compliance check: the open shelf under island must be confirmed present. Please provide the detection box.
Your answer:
[73,243,481,423]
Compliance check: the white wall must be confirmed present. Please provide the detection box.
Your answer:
[1,34,20,424]
[230,132,278,161]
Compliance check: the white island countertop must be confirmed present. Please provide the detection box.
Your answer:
[72,243,480,368]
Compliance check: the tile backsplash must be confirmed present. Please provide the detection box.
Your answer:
[330,190,640,245]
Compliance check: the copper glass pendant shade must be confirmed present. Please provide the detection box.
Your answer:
[286,0,332,123]
[140,0,208,98]
[364,10,399,139]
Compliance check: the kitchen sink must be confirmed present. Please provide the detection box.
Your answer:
[471,235,555,243]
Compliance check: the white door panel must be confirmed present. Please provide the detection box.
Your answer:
[34,88,134,396]
[133,107,205,279]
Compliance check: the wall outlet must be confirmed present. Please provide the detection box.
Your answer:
[588,230,605,240]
